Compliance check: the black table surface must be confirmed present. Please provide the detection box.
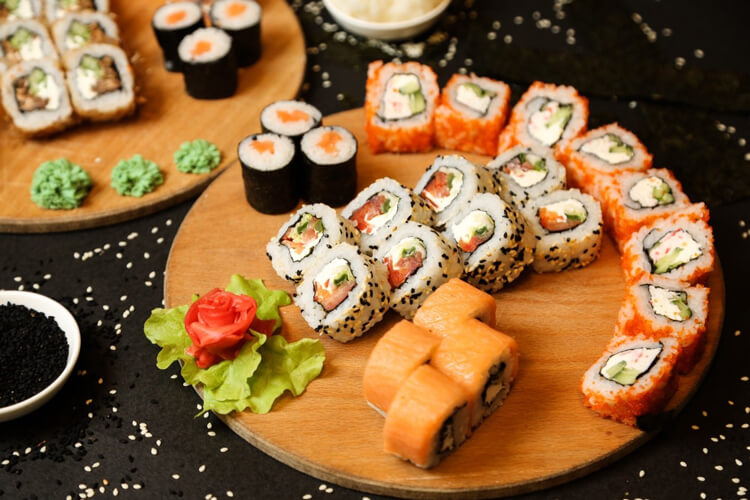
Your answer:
[2,1,750,499]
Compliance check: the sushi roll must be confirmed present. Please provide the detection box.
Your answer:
[65,44,134,121]
[0,0,43,21]
[497,81,588,154]
[300,125,358,207]
[555,123,652,202]
[260,100,322,144]
[373,222,464,319]
[434,73,511,156]
[430,319,519,429]
[363,320,441,416]
[616,276,709,374]
[51,11,119,54]
[178,27,237,100]
[523,188,603,273]
[620,213,714,284]
[342,177,435,255]
[152,1,204,72]
[0,20,59,66]
[1,58,74,136]
[413,278,497,336]
[209,0,261,67]
[266,203,360,283]
[383,364,470,469]
[364,60,439,154]
[238,132,298,214]
[44,0,107,23]
[486,144,567,210]
[443,193,535,293]
[414,154,497,229]
[294,242,391,343]
[581,335,680,427]
[600,168,707,251]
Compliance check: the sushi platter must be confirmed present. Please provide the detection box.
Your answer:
[0,0,305,233]
[164,107,725,499]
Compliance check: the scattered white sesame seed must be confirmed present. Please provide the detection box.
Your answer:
[711,437,719,443]
[319,484,327,491]
[727,423,734,428]
[703,448,709,454]
[699,493,706,499]
[737,459,743,466]
[492,20,500,29]
[504,34,512,43]
[166,219,172,226]
[728,125,736,134]
[144,252,150,259]
[632,12,642,23]
[487,31,496,40]
[639,470,645,478]
[675,57,686,68]
[151,448,158,455]
[325,488,333,493]
[733,478,741,484]
[513,15,523,24]
[133,484,141,490]
[227,492,234,498]
[172,474,180,480]
[740,138,747,147]
[110,345,117,351]
[694,49,704,58]
[692,425,700,430]
[199,465,206,472]
[302,495,312,500]
[697,476,705,481]
[126,262,133,269]
[680,461,687,467]
[715,465,724,471]
[207,431,216,437]
[84,466,91,472]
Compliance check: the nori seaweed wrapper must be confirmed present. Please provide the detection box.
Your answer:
[302,150,357,207]
[181,49,238,100]
[152,13,204,73]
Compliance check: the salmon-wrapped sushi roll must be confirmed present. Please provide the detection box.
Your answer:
[616,276,709,374]
[364,60,439,154]
[413,278,497,335]
[430,319,519,429]
[434,73,511,156]
[555,123,652,202]
[581,335,680,427]
[363,320,441,416]
[384,365,470,468]
[497,81,588,154]
[620,213,714,284]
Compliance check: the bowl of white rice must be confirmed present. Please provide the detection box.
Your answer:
[322,0,451,41]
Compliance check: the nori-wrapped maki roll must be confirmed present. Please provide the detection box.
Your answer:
[152,1,204,72]
[177,27,237,99]
[238,132,298,214]
[300,125,358,207]
[209,0,261,67]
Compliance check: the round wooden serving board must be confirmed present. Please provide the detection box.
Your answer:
[164,108,725,499]
[0,0,305,233]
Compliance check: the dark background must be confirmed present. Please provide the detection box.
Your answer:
[2,1,749,498]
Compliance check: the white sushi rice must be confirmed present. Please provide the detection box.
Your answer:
[0,20,59,63]
[238,133,294,171]
[45,0,109,23]
[566,123,651,173]
[210,0,261,30]
[52,11,119,53]
[301,126,357,165]
[373,222,463,319]
[510,83,587,150]
[261,100,322,138]
[3,0,42,21]
[178,27,231,64]
[445,74,510,119]
[487,144,567,210]
[152,1,203,30]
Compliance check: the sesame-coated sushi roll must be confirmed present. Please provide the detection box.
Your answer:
[621,213,714,284]
[373,222,464,319]
[295,243,391,342]
[260,100,322,144]
[414,154,497,229]
[581,335,680,427]
[44,0,108,23]
[0,19,59,66]
[178,27,237,100]
[1,58,74,136]
[238,132,298,214]
[363,320,441,416]
[443,193,534,293]
[1,0,43,21]
[600,168,707,251]
[383,365,470,469]
[209,0,261,67]
[52,11,119,54]
[342,177,435,255]
[486,144,567,210]
[497,81,588,154]
[266,203,360,283]
[555,123,652,202]
[300,125,358,207]
[365,60,439,154]
[152,1,204,72]
[523,188,603,273]
[430,319,519,429]
[616,276,709,374]
[65,44,134,121]
[434,73,511,156]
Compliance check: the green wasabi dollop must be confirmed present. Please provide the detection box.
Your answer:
[174,139,221,174]
[30,158,93,210]
[110,154,164,197]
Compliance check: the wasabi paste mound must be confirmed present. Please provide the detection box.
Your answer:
[174,139,221,174]
[111,154,164,197]
[30,158,93,210]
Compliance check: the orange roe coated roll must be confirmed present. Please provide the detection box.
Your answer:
[365,60,438,154]
[412,278,497,336]
[434,74,511,156]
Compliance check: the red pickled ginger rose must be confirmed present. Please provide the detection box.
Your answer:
[184,288,266,368]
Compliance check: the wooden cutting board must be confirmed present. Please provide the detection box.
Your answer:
[164,108,725,499]
[0,0,305,233]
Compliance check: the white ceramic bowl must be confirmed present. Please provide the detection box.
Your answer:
[322,0,451,41]
[0,290,81,422]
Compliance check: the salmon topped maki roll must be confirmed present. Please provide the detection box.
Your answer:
[413,278,497,335]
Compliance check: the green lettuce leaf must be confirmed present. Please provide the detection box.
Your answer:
[142,276,323,416]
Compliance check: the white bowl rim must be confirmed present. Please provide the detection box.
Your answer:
[322,0,451,31]
[0,290,81,418]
